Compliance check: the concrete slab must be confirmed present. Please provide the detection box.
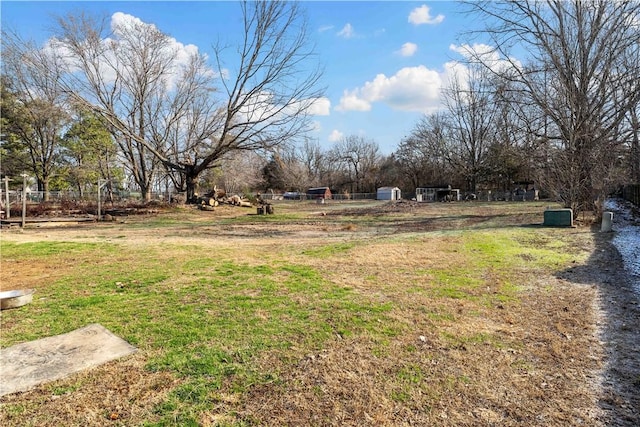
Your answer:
[0,323,137,396]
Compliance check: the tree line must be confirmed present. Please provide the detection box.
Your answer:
[1,0,639,215]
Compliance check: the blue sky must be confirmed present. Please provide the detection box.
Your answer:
[1,1,483,154]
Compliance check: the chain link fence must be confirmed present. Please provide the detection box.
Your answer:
[622,184,640,207]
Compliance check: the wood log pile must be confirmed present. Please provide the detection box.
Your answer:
[196,186,253,210]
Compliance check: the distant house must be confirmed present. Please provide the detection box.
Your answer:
[377,187,401,201]
[306,187,332,200]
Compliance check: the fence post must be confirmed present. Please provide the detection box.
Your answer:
[21,173,28,228]
[623,184,640,207]
[4,177,10,219]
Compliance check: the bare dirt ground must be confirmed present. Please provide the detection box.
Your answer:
[1,200,638,426]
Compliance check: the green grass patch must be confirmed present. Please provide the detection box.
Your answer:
[463,229,579,271]
[0,202,599,425]
[1,242,397,422]
[301,242,357,258]
[0,241,106,258]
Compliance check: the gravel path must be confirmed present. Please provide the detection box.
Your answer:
[596,199,640,425]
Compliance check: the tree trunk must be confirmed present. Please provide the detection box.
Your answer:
[185,172,198,204]
[44,180,49,202]
[38,177,51,202]
[631,109,640,183]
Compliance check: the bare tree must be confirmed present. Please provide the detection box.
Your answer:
[443,65,499,192]
[397,112,453,191]
[46,1,323,202]
[207,151,265,195]
[32,11,186,201]
[261,150,309,192]
[260,139,329,193]
[627,104,640,184]
[298,138,325,188]
[485,79,539,192]
[376,154,404,192]
[467,0,640,214]
[329,135,382,193]
[1,33,70,201]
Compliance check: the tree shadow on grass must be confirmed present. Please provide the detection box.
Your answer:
[556,227,640,426]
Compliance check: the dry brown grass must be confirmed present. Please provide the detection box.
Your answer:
[233,230,604,426]
[236,289,602,426]
[1,200,637,426]
[0,355,179,426]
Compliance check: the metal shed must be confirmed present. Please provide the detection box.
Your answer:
[377,187,401,201]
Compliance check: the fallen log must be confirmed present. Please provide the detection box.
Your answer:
[197,196,218,207]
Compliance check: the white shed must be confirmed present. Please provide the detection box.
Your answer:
[377,187,401,200]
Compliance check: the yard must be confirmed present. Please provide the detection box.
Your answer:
[1,200,638,426]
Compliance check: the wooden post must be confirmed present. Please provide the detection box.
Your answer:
[97,180,101,221]
[21,173,28,228]
[97,178,110,221]
[4,176,10,219]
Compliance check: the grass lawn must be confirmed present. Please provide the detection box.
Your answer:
[0,200,605,426]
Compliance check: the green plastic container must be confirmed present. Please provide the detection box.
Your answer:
[543,208,573,227]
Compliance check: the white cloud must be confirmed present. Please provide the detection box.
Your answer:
[408,5,445,25]
[336,65,453,113]
[337,23,355,39]
[449,43,496,61]
[336,90,372,112]
[238,94,330,129]
[43,38,80,71]
[111,12,149,33]
[307,97,331,116]
[318,25,334,33]
[238,91,277,123]
[47,12,207,91]
[111,11,145,31]
[111,12,202,87]
[441,60,470,90]
[328,129,344,142]
[449,43,521,73]
[279,96,330,117]
[397,42,418,57]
